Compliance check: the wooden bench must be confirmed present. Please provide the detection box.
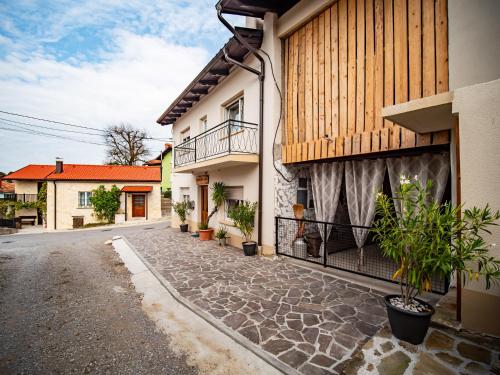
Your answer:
[19,216,37,226]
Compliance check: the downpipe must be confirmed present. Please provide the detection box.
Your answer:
[217,6,265,248]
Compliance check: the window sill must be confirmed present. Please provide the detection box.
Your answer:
[219,219,236,227]
[77,207,92,209]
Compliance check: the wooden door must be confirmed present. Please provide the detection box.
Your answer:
[200,185,208,224]
[132,194,146,217]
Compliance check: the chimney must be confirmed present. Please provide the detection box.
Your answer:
[55,157,63,174]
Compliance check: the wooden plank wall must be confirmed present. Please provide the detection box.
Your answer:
[282,0,450,164]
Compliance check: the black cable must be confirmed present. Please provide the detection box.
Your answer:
[0,109,172,142]
[258,49,300,183]
[0,124,106,146]
[0,117,103,136]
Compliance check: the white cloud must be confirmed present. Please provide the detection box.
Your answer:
[0,31,208,171]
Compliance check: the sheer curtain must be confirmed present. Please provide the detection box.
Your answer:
[310,162,344,257]
[387,152,450,216]
[345,159,386,267]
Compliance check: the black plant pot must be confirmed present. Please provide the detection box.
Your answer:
[242,241,257,256]
[180,224,188,232]
[384,294,435,345]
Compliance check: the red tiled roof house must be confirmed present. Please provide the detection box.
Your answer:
[4,159,161,230]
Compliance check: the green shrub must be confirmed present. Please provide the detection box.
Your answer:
[173,201,192,224]
[228,201,257,242]
[215,226,228,240]
[372,177,500,306]
[89,185,121,223]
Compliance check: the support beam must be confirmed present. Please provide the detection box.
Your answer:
[209,68,230,76]
[191,87,209,94]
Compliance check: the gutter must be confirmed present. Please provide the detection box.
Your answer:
[217,5,265,248]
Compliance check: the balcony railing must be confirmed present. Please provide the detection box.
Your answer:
[174,119,258,168]
[0,193,38,202]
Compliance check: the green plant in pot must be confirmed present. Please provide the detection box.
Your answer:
[199,182,227,241]
[228,201,257,256]
[173,201,192,232]
[372,176,500,345]
[215,226,229,246]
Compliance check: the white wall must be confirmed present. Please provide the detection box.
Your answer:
[47,181,161,230]
[448,0,500,90]
[453,78,500,335]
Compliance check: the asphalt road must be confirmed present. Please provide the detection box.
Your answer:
[0,222,199,374]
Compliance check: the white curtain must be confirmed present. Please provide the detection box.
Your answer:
[387,152,450,216]
[310,162,344,256]
[345,159,386,267]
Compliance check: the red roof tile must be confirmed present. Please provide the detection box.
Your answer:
[121,185,153,193]
[3,165,54,180]
[4,164,160,182]
[47,164,160,181]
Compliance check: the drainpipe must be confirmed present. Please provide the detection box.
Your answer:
[53,181,57,230]
[217,6,265,248]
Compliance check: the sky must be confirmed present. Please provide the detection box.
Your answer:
[0,0,242,172]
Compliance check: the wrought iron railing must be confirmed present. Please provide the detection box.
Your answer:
[0,193,38,202]
[275,216,449,294]
[174,119,258,168]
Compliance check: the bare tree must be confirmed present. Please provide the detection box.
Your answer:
[104,123,151,165]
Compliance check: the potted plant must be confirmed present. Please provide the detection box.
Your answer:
[199,182,227,241]
[372,176,500,345]
[173,201,192,232]
[228,201,257,256]
[215,226,229,246]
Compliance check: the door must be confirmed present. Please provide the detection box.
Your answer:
[200,185,208,224]
[132,194,146,217]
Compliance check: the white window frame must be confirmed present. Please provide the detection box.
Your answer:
[180,127,191,143]
[296,178,314,209]
[78,191,92,208]
[199,116,208,133]
[224,186,244,221]
[224,97,244,124]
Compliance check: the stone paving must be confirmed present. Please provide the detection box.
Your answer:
[126,227,388,374]
[343,326,500,374]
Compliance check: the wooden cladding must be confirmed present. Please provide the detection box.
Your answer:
[282,0,450,164]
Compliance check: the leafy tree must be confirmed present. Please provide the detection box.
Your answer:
[37,181,47,223]
[104,123,151,165]
[89,185,122,223]
[205,182,227,227]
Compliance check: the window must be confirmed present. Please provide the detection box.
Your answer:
[180,187,190,203]
[296,178,314,209]
[78,192,92,208]
[199,116,207,133]
[180,127,190,143]
[224,186,243,220]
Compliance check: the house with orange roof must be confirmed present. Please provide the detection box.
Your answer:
[3,159,162,229]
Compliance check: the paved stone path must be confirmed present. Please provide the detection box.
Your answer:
[343,326,500,374]
[126,227,388,374]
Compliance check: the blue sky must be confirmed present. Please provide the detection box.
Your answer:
[0,0,242,172]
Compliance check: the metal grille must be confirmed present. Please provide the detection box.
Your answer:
[174,119,258,168]
[275,216,449,294]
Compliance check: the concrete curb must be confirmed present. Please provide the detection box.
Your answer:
[117,236,301,375]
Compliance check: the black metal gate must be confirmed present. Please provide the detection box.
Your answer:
[275,216,448,294]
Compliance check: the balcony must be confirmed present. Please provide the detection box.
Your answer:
[173,120,259,173]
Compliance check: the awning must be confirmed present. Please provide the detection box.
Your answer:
[121,186,153,193]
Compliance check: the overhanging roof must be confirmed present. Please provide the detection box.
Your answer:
[381,92,455,133]
[217,0,300,18]
[156,27,263,126]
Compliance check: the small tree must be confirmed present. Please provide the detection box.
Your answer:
[89,185,122,223]
[228,201,257,242]
[173,201,192,224]
[372,177,500,306]
[205,182,227,227]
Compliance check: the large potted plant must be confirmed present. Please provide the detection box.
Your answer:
[372,176,500,345]
[173,201,192,232]
[228,201,257,256]
[199,182,227,241]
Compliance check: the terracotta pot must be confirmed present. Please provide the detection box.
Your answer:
[199,228,213,241]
